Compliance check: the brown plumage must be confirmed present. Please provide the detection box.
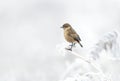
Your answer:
[61,23,83,51]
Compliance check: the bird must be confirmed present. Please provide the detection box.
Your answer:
[61,23,83,51]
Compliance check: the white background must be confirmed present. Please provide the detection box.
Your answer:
[0,0,120,81]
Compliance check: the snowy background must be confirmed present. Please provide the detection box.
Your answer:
[0,0,120,81]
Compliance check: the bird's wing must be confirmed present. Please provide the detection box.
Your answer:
[69,28,81,41]
[70,34,81,41]
[70,28,77,34]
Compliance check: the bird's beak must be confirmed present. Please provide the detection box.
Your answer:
[61,26,63,28]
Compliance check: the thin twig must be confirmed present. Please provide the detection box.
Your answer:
[61,50,110,81]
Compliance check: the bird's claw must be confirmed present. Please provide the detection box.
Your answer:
[65,48,72,51]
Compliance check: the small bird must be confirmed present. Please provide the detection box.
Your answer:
[61,23,83,51]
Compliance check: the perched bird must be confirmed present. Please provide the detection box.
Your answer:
[61,23,83,51]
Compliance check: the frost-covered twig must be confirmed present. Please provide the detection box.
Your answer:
[60,50,110,81]
[67,50,90,63]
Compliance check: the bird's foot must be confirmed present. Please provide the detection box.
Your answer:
[65,48,72,51]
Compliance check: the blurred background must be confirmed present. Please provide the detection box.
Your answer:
[0,0,120,81]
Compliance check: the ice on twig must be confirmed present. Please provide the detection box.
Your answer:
[58,50,110,81]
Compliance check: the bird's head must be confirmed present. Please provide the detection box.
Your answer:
[61,23,71,30]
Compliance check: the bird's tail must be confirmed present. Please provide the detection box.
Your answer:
[78,42,83,47]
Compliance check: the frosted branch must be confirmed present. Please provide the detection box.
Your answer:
[60,50,110,81]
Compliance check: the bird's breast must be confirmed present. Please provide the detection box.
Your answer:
[64,31,75,43]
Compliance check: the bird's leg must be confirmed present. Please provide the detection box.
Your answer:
[66,43,73,51]
[70,43,73,50]
[69,42,74,47]
[69,43,76,47]
[73,43,76,47]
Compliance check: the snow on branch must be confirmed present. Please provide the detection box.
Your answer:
[59,50,110,81]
